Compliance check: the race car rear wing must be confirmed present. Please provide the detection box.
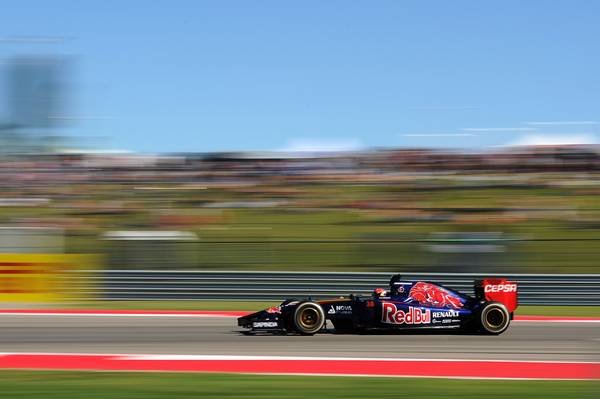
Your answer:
[474,279,518,313]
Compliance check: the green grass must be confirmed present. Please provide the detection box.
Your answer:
[10,180,600,272]
[0,371,596,399]
[66,301,600,316]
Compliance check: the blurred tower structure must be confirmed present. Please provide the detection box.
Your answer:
[1,56,69,153]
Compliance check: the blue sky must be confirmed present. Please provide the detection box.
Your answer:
[1,1,599,152]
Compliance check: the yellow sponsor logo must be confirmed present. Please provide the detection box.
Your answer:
[0,254,98,302]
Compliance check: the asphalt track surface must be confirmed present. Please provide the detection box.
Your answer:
[0,315,598,362]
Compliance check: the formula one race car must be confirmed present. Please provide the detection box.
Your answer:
[238,275,518,335]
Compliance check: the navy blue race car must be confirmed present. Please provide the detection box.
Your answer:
[238,275,518,335]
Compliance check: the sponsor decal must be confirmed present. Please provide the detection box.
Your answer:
[484,284,517,293]
[433,318,460,325]
[381,303,431,325]
[266,306,281,314]
[252,321,278,328]
[407,282,464,309]
[335,305,352,313]
[432,309,460,319]
[328,305,352,315]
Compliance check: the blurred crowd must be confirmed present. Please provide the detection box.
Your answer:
[0,145,599,187]
[0,145,599,273]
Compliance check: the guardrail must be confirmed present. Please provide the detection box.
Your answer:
[69,271,600,305]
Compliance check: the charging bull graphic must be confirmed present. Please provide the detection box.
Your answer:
[406,282,464,309]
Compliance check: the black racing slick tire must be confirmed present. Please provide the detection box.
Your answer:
[293,302,325,335]
[479,302,511,335]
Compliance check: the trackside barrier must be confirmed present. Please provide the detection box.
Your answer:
[64,271,600,305]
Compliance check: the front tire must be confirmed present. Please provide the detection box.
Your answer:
[293,302,325,335]
[479,302,510,335]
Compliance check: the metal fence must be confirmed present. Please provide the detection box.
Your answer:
[71,270,600,305]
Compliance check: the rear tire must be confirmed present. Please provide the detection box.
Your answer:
[479,302,510,335]
[293,302,325,335]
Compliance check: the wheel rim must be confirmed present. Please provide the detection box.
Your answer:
[299,308,319,330]
[485,308,506,330]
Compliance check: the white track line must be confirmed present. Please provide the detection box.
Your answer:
[514,319,600,324]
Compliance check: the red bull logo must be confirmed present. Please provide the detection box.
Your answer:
[381,303,431,325]
[408,282,464,309]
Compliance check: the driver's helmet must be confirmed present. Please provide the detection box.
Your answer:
[373,287,388,297]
